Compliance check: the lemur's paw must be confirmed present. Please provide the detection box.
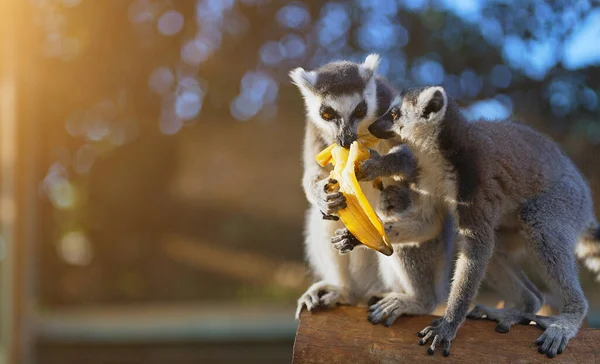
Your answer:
[535,322,577,358]
[467,304,534,333]
[417,318,457,357]
[367,293,405,327]
[379,185,411,216]
[295,282,347,320]
[331,228,362,254]
[315,178,346,218]
[356,150,383,181]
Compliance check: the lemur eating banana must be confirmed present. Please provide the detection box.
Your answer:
[290,55,454,324]
[362,85,600,358]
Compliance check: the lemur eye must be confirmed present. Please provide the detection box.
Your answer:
[321,111,334,121]
[390,107,400,120]
[320,107,337,121]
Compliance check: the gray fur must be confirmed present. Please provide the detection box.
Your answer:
[370,85,600,358]
[375,77,397,118]
[467,229,545,333]
[351,147,455,327]
[369,208,455,327]
[312,61,367,96]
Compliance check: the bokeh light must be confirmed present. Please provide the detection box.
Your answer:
[26,0,600,325]
[58,231,94,266]
[157,10,184,36]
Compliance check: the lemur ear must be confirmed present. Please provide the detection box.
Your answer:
[417,86,447,121]
[359,53,380,81]
[289,67,317,92]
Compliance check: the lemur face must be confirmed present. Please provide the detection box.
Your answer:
[370,86,447,145]
[290,54,381,148]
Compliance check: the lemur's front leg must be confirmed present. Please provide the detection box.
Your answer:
[296,208,352,319]
[418,225,494,356]
[356,144,416,182]
[302,125,347,221]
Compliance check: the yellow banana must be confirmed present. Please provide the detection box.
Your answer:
[316,136,393,256]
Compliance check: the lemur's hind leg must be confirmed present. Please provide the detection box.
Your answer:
[519,180,589,358]
[468,229,543,332]
[368,236,447,327]
[467,247,543,333]
[296,207,352,320]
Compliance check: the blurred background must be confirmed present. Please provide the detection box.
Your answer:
[1,0,599,363]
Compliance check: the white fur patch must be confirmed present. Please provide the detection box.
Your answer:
[363,54,381,72]
[358,54,379,81]
[289,67,317,93]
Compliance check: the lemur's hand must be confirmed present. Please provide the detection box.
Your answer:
[417,317,458,357]
[379,185,411,216]
[356,149,385,181]
[314,178,346,220]
[331,228,362,254]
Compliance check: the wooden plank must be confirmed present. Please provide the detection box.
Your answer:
[293,306,600,363]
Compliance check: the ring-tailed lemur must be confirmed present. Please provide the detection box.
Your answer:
[290,54,394,319]
[366,85,600,358]
[353,147,547,334]
[290,55,455,325]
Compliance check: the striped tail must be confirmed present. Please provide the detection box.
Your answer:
[576,224,600,281]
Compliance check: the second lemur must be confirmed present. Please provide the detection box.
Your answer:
[364,86,600,358]
[334,146,455,327]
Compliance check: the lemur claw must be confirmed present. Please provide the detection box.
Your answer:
[331,228,362,254]
[417,318,456,356]
[295,282,347,320]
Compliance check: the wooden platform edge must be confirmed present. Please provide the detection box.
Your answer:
[292,306,600,364]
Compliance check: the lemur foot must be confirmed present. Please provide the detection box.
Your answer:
[331,228,362,254]
[367,293,406,327]
[467,304,534,333]
[534,320,577,358]
[417,318,457,357]
[295,281,348,320]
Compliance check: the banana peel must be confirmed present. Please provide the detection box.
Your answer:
[316,135,393,256]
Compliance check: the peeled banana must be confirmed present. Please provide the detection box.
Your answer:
[316,136,393,256]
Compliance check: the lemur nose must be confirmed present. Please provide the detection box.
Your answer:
[338,137,353,149]
[339,140,352,148]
